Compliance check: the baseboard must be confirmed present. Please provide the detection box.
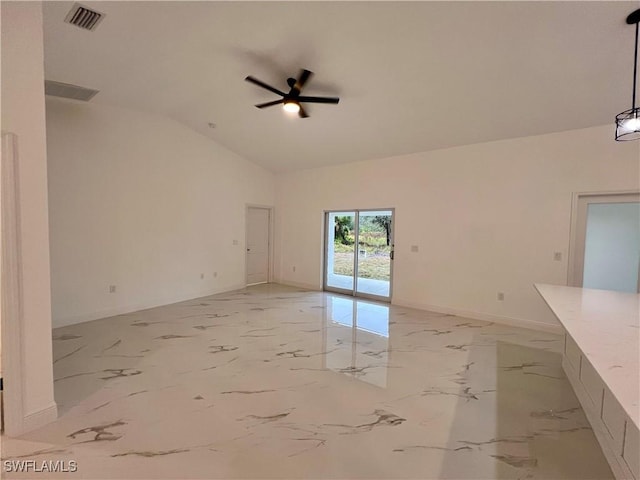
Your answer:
[392,298,563,334]
[8,402,58,437]
[53,284,246,328]
[276,280,322,291]
[53,283,562,335]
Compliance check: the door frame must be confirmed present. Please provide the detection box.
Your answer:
[245,204,274,286]
[1,133,26,435]
[567,190,640,289]
[323,208,395,302]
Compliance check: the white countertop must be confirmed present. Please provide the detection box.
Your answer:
[535,284,639,429]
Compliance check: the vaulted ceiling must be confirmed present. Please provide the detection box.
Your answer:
[42,1,637,172]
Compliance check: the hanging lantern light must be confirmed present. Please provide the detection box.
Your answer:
[615,9,640,141]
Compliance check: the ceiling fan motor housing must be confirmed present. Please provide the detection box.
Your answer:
[245,69,339,118]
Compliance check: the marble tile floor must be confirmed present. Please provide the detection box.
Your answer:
[1,284,613,479]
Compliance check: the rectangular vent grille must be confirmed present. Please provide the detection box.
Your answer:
[45,80,99,101]
[64,3,105,31]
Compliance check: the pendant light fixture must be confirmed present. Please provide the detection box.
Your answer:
[616,9,640,141]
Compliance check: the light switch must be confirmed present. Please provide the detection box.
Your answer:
[553,252,562,261]
[411,245,419,253]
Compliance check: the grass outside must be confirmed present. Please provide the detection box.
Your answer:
[332,248,391,281]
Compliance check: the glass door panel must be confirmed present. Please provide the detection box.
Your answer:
[325,211,356,292]
[356,210,393,298]
[583,202,640,293]
[325,209,394,301]
[571,193,640,293]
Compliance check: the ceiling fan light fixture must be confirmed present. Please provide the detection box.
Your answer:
[615,9,640,141]
[246,69,339,119]
[283,101,300,113]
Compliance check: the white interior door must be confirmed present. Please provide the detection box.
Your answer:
[246,207,270,285]
[570,193,640,293]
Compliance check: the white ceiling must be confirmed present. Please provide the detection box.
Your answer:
[43,1,638,172]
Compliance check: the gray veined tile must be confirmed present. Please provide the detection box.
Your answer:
[53,334,83,341]
[68,420,127,443]
[322,409,406,435]
[53,345,86,363]
[111,449,190,458]
[102,339,122,352]
[1,284,614,479]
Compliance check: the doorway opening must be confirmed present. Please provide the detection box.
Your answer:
[246,206,272,286]
[568,192,640,293]
[324,209,394,301]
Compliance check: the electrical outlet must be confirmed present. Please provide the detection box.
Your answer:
[497,292,504,301]
[411,245,419,253]
[233,239,239,245]
[553,252,562,261]
[109,285,116,293]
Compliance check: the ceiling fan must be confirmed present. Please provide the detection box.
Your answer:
[245,69,340,118]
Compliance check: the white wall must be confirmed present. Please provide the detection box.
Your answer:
[274,125,640,330]
[46,98,275,327]
[583,202,640,293]
[1,1,57,431]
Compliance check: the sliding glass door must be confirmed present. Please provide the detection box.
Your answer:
[324,209,394,301]
[326,211,357,292]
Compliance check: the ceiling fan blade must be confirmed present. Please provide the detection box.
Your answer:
[298,105,309,118]
[245,76,285,97]
[298,96,340,104]
[294,69,313,93]
[255,99,284,109]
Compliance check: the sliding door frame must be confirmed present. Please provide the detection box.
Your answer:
[323,209,357,297]
[323,208,395,302]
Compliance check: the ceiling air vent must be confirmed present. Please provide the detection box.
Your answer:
[45,80,99,101]
[64,3,105,31]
